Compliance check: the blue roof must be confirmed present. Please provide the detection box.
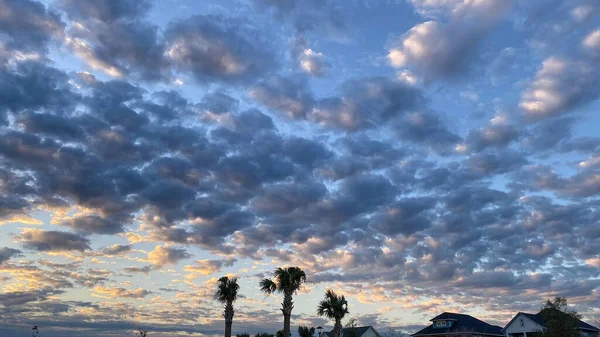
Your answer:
[412,312,504,336]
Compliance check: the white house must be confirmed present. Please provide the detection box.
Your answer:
[503,309,600,337]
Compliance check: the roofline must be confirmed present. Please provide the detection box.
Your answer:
[430,318,458,322]
[502,312,542,331]
[411,333,504,337]
[368,326,383,337]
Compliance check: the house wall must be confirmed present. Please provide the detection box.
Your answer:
[504,314,544,335]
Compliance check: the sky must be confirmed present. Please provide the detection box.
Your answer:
[0,0,600,336]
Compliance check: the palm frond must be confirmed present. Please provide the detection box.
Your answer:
[317,289,349,321]
[259,278,277,295]
[214,276,240,303]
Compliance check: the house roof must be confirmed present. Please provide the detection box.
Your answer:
[504,309,600,332]
[323,326,379,337]
[411,312,504,337]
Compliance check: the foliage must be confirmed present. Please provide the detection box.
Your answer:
[298,326,316,337]
[237,333,251,337]
[31,326,39,337]
[317,290,349,321]
[216,276,240,337]
[135,327,148,337]
[214,276,240,304]
[317,290,350,337]
[380,329,410,337]
[345,318,358,337]
[540,297,582,337]
[259,267,307,296]
[255,333,275,337]
[276,330,285,337]
[260,267,308,337]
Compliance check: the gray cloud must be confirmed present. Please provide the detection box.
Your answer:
[164,15,277,84]
[15,229,91,252]
[0,247,22,264]
[389,0,511,80]
[0,0,64,55]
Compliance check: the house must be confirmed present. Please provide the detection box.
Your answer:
[503,308,600,337]
[411,312,504,337]
[322,326,382,337]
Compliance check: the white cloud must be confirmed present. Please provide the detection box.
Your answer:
[388,0,511,80]
[299,48,330,77]
[583,29,600,55]
[519,56,598,121]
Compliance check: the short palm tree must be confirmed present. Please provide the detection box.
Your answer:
[317,290,349,337]
[259,267,308,337]
[214,276,240,337]
[298,326,316,337]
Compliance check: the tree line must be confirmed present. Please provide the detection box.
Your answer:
[215,266,349,337]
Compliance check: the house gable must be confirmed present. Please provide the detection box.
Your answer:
[412,312,504,337]
[504,313,545,335]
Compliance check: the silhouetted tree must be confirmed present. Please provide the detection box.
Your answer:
[298,326,316,337]
[260,267,308,337]
[317,290,349,337]
[255,333,275,337]
[135,327,148,337]
[540,297,582,337]
[237,333,251,337]
[215,276,240,337]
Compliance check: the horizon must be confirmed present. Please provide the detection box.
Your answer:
[1,0,600,336]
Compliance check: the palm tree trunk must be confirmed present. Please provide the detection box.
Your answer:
[282,293,294,337]
[224,301,235,337]
[333,319,343,337]
[225,321,232,337]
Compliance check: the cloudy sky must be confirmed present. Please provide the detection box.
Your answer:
[1,0,600,336]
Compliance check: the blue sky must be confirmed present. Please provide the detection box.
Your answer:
[1,0,600,336]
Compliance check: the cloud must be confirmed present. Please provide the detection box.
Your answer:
[164,15,276,83]
[15,229,91,252]
[183,258,236,276]
[94,244,132,256]
[59,215,125,235]
[253,0,347,38]
[465,116,521,152]
[292,36,331,77]
[59,0,152,22]
[311,76,424,131]
[123,265,152,274]
[0,288,64,306]
[0,0,64,55]
[519,56,599,121]
[60,0,166,80]
[583,28,600,56]
[93,286,151,299]
[0,247,22,264]
[249,74,315,119]
[147,246,191,268]
[388,0,512,80]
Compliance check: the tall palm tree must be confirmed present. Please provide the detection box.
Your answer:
[317,290,349,337]
[259,267,308,337]
[214,276,240,337]
[298,326,316,337]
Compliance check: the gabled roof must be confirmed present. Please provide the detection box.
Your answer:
[504,309,600,332]
[412,312,504,337]
[323,326,380,337]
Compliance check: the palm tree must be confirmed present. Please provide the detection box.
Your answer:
[317,290,349,337]
[214,276,240,337]
[298,326,316,337]
[259,267,308,337]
